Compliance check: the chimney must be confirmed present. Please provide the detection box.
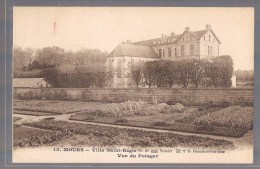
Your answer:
[185,27,190,31]
[170,32,175,36]
[161,34,164,38]
[206,24,211,30]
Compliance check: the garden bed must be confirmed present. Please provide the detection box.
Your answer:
[22,119,235,149]
[13,117,22,122]
[13,100,110,114]
[68,103,252,138]
[13,125,72,148]
[69,115,247,138]
[13,110,59,116]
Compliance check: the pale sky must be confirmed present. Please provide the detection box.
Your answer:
[13,7,254,70]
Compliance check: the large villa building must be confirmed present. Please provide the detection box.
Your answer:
[106,24,221,88]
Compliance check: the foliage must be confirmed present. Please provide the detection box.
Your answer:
[140,56,233,88]
[234,70,254,81]
[111,100,148,117]
[194,106,253,130]
[23,119,235,149]
[235,96,254,107]
[203,55,233,87]
[13,47,34,72]
[142,61,158,88]
[131,64,143,87]
[13,46,110,88]
[14,128,72,148]
[190,62,205,87]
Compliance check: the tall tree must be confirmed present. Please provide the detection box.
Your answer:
[131,64,143,88]
[190,62,205,87]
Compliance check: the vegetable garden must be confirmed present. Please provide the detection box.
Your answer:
[21,119,235,149]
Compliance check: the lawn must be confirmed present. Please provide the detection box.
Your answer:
[23,119,235,149]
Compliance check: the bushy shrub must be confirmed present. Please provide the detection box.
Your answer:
[163,103,185,113]
[111,100,148,117]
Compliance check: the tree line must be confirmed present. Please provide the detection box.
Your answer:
[13,46,112,88]
[13,46,108,72]
[131,55,234,88]
[14,46,234,88]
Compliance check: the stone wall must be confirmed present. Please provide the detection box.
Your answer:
[13,87,254,106]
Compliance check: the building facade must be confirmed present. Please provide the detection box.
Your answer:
[107,25,221,88]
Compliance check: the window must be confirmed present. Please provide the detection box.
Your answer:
[168,47,171,57]
[163,49,165,58]
[117,59,122,78]
[158,49,162,58]
[190,45,194,55]
[181,46,184,56]
[204,36,205,40]
[109,59,113,71]
[175,48,177,56]
[209,35,211,41]
[190,36,192,40]
[208,46,213,56]
[183,37,184,41]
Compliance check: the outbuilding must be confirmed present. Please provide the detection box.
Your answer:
[13,78,55,88]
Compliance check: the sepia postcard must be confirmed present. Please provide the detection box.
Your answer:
[12,7,254,163]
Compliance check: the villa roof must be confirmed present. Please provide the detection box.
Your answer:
[133,27,221,46]
[109,43,159,59]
